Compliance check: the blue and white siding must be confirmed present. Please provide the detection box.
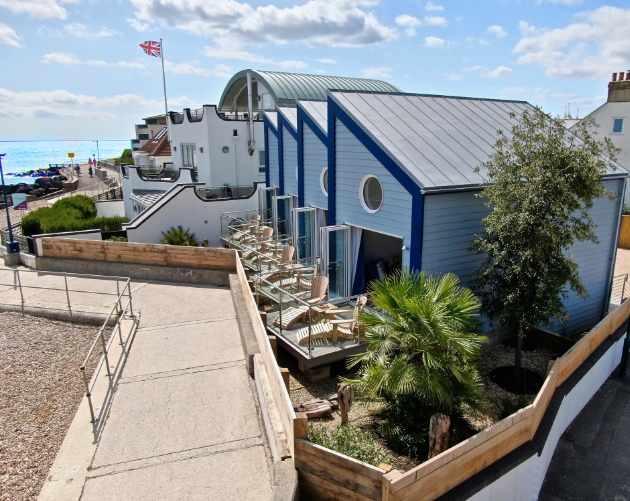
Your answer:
[265,124,279,188]
[334,119,413,268]
[302,123,328,209]
[282,126,298,196]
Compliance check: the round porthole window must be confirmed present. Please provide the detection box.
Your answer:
[360,175,383,213]
[222,146,229,153]
[320,167,328,196]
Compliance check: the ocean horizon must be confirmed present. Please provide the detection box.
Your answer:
[0,140,130,185]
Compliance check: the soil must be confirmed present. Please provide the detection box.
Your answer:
[488,366,544,395]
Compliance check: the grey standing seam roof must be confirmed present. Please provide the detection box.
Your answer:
[330,91,628,191]
[297,100,328,136]
[264,111,278,130]
[218,70,402,110]
[277,106,298,131]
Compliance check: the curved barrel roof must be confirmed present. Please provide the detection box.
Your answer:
[218,70,401,110]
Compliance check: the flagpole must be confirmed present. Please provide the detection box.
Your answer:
[160,38,170,142]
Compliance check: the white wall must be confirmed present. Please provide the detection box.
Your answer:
[96,200,126,218]
[125,183,261,247]
[168,105,265,188]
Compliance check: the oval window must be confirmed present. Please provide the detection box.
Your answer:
[321,167,328,196]
[360,175,383,213]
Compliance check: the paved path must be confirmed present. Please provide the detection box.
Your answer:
[81,279,273,501]
[539,373,630,501]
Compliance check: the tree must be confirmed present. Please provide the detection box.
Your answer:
[161,225,199,246]
[470,107,620,380]
[346,270,486,457]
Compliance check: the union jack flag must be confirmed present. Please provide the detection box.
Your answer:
[140,40,161,58]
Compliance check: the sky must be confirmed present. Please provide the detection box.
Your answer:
[1,0,629,140]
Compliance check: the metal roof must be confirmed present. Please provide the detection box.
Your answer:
[218,70,402,110]
[129,191,166,209]
[277,106,298,131]
[298,100,328,136]
[264,111,278,130]
[331,91,628,191]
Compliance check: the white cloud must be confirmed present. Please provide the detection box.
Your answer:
[449,74,462,80]
[64,23,120,38]
[0,23,21,47]
[42,52,148,69]
[425,1,444,11]
[424,16,447,26]
[395,14,421,27]
[538,0,583,5]
[466,36,491,46]
[465,65,514,78]
[514,6,630,80]
[127,18,149,32]
[425,36,445,48]
[131,0,396,48]
[362,66,391,78]
[0,0,78,19]
[486,25,507,38]
[316,58,336,64]
[164,61,209,76]
[499,86,577,101]
[212,64,233,77]
[204,40,307,69]
[405,28,416,37]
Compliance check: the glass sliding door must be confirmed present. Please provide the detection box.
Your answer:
[292,208,317,260]
[272,195,294,238]
[259,187,277,226]
[321,225,351,298]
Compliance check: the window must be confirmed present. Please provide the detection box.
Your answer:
[321,167,328,196]
[613,118,624,134]
[360,175,383,213]
[258,150,265,173]
[138,134,149,140]
[147,118,158,125]
[181,143,197,168]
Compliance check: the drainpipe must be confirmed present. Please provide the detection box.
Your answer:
[247,71,255,156]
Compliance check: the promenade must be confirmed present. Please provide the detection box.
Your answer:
[15,268,276,500]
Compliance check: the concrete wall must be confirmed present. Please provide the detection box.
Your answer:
[96,200,126,218]
[125,183,261,247]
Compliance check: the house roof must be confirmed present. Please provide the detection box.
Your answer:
[298,100,328,136]
[138,127,171,156]
[264,111,278,130]
[277,106,298,131]
[330,91,629,192]
[218,70,402,110]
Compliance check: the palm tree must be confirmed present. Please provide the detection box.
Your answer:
[346,270,487,457]
[161,226,199,246]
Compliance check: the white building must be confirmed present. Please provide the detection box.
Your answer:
[571,71,630,202]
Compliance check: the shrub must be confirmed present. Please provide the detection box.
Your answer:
[21,212,43,236]
[161,226,199,246]
[106,236,128,242]
[308,424,392,467]
[52,195,97,219]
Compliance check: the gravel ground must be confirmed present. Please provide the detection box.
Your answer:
[285,342,556,472]
[0,312,98,501]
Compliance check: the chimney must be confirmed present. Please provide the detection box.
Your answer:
[626,70,630,81]
[620,72,625,81]
[608,69,630,103]
[612,73,617,82]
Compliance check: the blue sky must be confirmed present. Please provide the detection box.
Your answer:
[1,0,629,140]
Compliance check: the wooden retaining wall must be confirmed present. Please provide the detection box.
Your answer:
[40,238,237,270]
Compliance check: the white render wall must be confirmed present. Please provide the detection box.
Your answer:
[467,333,625,501]
[168,105,265,188]
[125,183,261,247]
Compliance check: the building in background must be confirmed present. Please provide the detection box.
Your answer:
[131,114,167,151]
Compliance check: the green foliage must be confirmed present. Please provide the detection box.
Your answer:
[623,204,630,216]
[161,226,199,246]
[344,270,487,458]
[106,236,128,242]
[52,195,97,219]
[308,424,392,467]
[470,108,620,341]
[120,148,132,159]
[20,196,128,236]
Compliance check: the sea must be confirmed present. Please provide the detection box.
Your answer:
[0,140,130,185]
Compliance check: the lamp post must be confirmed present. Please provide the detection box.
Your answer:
[0,153,19,254]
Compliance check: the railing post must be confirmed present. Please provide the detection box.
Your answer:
[127,281,134,318]
[64,274,72,314]
[100,329,113,384]
[116,277,122,315]
[81,366,96,423]
[308,306,313,356]
[15,270,25,314]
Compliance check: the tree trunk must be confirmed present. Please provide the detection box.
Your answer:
[428,413,450,459]
[515,323,524,381]
[338,384,354,426]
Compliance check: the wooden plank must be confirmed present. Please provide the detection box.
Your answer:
[300,470,376,501]
[294,413,308,440]
[296,447,383,492]
[296,456,381,501]
[382,470,402,501]
[296,440,386,481]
